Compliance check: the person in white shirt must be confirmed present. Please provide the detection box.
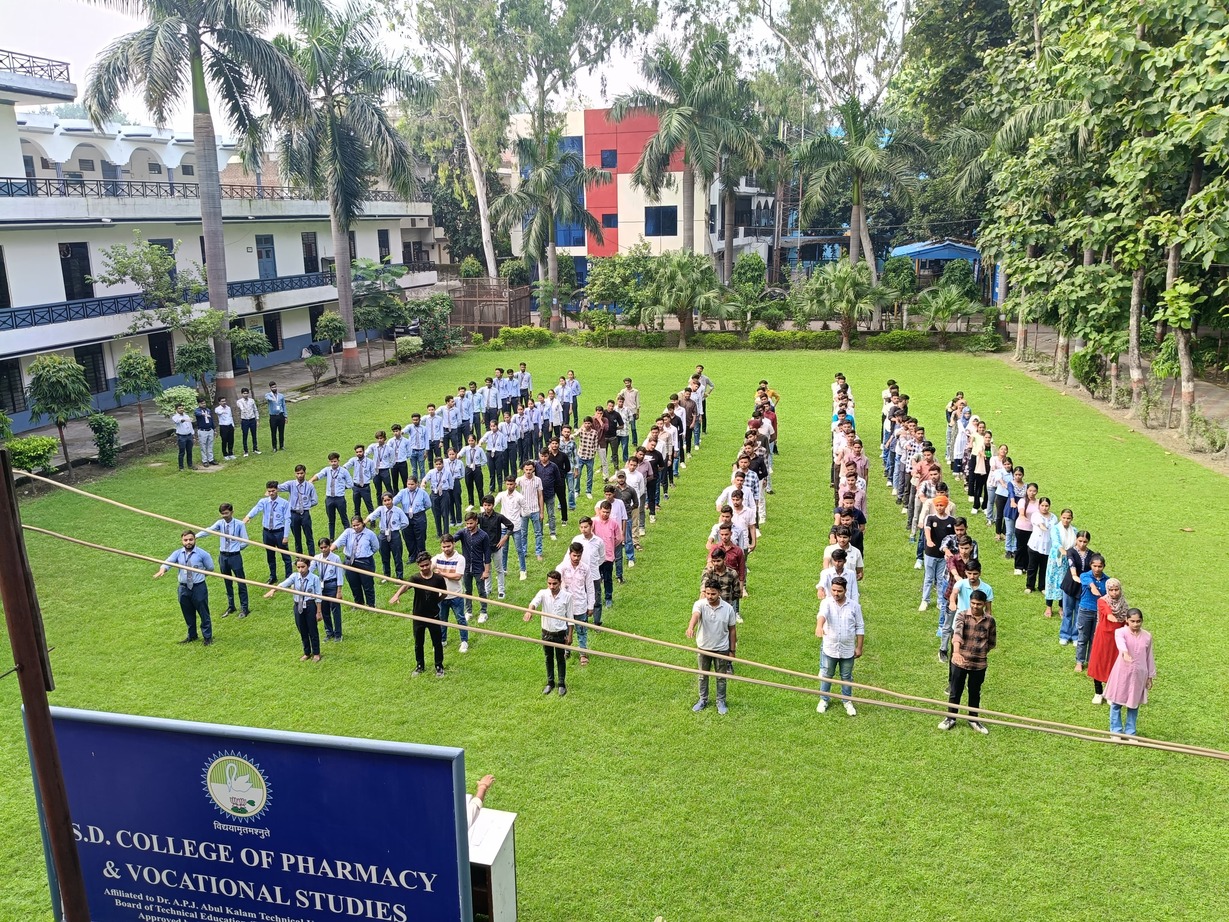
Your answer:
[620,377,641,444]
[815,576,864,715]
[215,398,236,460]
[687,582,738,714]
[517,463,546,562]
[236,388,261,456]
[433,534,469,652]
[494,476,529,579]
[524,570,573,695]
[822,529,864,577]
[816,548,861,603]
[171,404,195,471]
[556,542,595,664]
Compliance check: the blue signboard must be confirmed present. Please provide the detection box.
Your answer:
[37,707,472,922]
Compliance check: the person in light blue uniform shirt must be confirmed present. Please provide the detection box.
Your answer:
[279,464,319,556]
[458,386,475,443]
[243,481,293,582]
[421,456,454,538]
[405,413,429,482]
[264,381,287,451]
[311,537,345,641]
[196,503,250,617]
[367,430,395,500]
[481,421,507,497]
[389,424,411,493]
[331,517,379,608]
[366,493,410,580]
[394,476,432,561]
[311,453,353,536]
[443,395,463,453]
[264,557,323,661]
[460,435,489,510]
[480,378,501,428]
[171,404,196,471]
[424,405,445,465]
[154,531,215,645]
[344,444,376,517]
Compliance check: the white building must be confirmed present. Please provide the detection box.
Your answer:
[0,48,445,434]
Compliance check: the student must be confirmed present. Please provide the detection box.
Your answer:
[310,537,344,642]
[264,382,287,451]
[576,417,600,498]
[460,435,489,511]
[547,438,572,525]
[154,530,215,645]
[481,378,501,429]
[816,547,860,604]
[815,576,864,716]
[344,444,377,517]
[944,559,993,664]
[494,477,528,581]
[701,548,743,620]
[476,494,514,605]
[368,430,396,500]
[196,503,250,618]
[518,461,546,561]
[687,581,738,714]
[452,512,492,624]
[524,570,573,696]
[444,447,465,525]
[939,591,996,734]
[1075,553,1109,673]
[330,517,379,608]
[195,398,218,466]
[421,456,454,539]
[394,475,432,562]
[1060,529,1093,645]
[433,534,469,652]
[481,419,507,497]
[592,501,621,617]
[243,481,293,583]
[264,557,323,662]
[215,396,236,461]
[557,541,595,664]
[278,464,319,557]
[366,493,409,581]
[405,413,430,483]
[311,453,353,537]
[1104,609,1156,738]
[424,404,445,465]
[1025,497,1058,595]
[571,516,608,626]
[172,403,195,471]
[921,496,956,611]
[236,387,261,456]
[391,553,447,677]
[389,424,411,494]
[1087,577,1128,704]
[620,377,641,444]
[533,450,562,541]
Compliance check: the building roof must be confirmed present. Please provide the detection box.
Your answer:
[890,239,980,261]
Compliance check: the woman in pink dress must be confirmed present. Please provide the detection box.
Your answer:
[1087,578,1128,705]
[1103,609,1156,738]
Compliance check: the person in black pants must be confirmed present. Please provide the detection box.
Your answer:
[312,538,344,641]
[171,404,195,471]
[195,503,250,617]
[547,438,570,526]
[330,517,379,608]
[524,571,571,696]
[264,557,322,661]
[154,531,215,645]
[392,553,447,676]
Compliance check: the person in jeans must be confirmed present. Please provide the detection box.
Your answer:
[524,570,572,696]
[433,534,469,652]
[920,495,955,611]
[1075,554,1108,673]
[939,591,996,734]
[576,417,600,497]
[943,559,992,664]
[452,512,491,624]
[687,581,738,714]
[494,476,528,580]
[517,462,546,562]
[171,403,195,471]
[1104,609,1156,737]
[477,494,514,603]
[815,576,864,715]
[592,501,621,616]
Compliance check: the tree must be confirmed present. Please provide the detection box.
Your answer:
[352,257,409,369]
[93,231,210,338]
[228,327,272,395]
[84,0,311,405]
[175,341,217,403]
[811,261,894,351]
[314,311,349,382]
[25,354,94,481]
[492,128,611,331]
[114,345,163,454]
[918,284,978,348]
[0,409,11,443]
[274,1,431,381]
[645,250,720,348]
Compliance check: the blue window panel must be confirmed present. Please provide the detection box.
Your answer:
[602,213,618,229]
[645,205,678,237]
[573,256,589,285]
[600,149,617,169]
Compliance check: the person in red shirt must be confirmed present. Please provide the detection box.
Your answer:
[707,522,747,588]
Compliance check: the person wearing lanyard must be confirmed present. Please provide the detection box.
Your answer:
[264,557,323,662]
[344,444,376,517]
[236,387,261,456]
[366,492,409,581]
[405,413,429,482]
[468,381,484,435]
[444,447,465,526]
[564,369,581,427]
[196,503,250,617]
[443,395,462,454]
[480,377,501,429]
[243,481,293,583]
[194,398,218,466]
[457,386,474,445]
[394,476,433,562]
[311,452,353,537]
[421,456,454,539]
[215,397,236,461]
[460,434,488,511]
[389,424,411,494]
[311,537,345,642]
[154,531,216,645]
[368,430,395,501]
[264,382,287,452]
[481,420,506,497]
[424,404,445,465]
[330,517,379,608]
[171,403,196,471]
[278,465,318,557]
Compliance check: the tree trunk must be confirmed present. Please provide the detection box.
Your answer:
[771,177,784,286]
[1166,378,1176,429]
[1055,331,1068,382]
[191,47,235,406]
[678,308,693,348]
[136,402,148,454]
[858,205,878,286]
[246,366,256,396]
[1066,247,1095,386]
[681,162,695,253]
[1171,156,1204,437]
[840,316,852,351]
[1109,357,1119,406]
[546,241,560,332]
[848,192,863,268]
[1128,266,1146,413]
[329,203,363,380]
[722,183,735,284]
[57,422,74,482]
[451,33,498,278]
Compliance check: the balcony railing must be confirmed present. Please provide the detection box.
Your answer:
[0,270,337,331]
[0,49,71,82]
[0,177,410,203]
[403,260,437,273]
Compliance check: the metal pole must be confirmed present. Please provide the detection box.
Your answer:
[0,451,91,921]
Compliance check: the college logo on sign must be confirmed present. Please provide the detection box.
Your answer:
[202,752,271,821]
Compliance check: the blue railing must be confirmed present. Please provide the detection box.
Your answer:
[0,270,337,331]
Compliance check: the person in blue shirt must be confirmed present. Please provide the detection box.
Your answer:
[405,413,430,482]
[424,404,445,465]
[367,430,396,501]
[480,420,506,498]
[389,424,411,494]
[330,517,380,608]
[420,456,454,539]
[311,537,345,641]
[393,476,432,562]
[196,503,250,617]
[279,464,319,556]
[311,453,353,537]
[518,362,532,406]
[264,381,287,451]
[1076,554,1109,673]
[366,492,410,580]
[444,447,465,525]
[171,403,195,471]
[480,377,501,428]
[154,531,215,645]
[264,557,323,662]
[460,434,489,511]
[343,444,376,517]
[443,394,463,453]
[243,481,293,582]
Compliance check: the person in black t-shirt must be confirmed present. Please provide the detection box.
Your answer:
[921,496,957,612]
[392,553,447,676]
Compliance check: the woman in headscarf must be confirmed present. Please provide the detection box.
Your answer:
[1087,577,1129,704]
[1044,507,1077,618]
[951,408,974,480]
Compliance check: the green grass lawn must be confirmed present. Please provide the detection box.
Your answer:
[3,347,1227,921]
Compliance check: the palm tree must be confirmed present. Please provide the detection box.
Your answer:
[646,250,720,348]
[84,0,312,404]
[273,1,431,380]
[491,128,611,332]
[812,261,895,351]
[795,96,922,292]
[918,285,979,349]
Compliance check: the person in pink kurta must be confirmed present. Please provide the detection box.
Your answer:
[1103,609,1156,738]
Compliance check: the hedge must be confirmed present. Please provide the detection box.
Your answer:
[7,435,59,473]
[747,329,843,350]
[486,325,970,352]
[862,330,931,351]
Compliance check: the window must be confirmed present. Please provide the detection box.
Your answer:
[59,242,94,300]
[41,157,53,171]
[348,230,357,261]
[74,344,107,395]
[264,313,282,350]
[301,232,320,273]
[644,206,678,238]
[378,229,391,263]
[78,158,96,172]
[180,164,195,176]
[600,149,617,169]
[0,359,24,414]
[0,245,11,310]
[601,214,618,229]
[148,162,162,175]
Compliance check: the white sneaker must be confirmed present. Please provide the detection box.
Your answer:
[914,560,923,570]
[843,701,857,717]
[1092,693,1103,705]
[253,450,262,455]
[1059,638,1070,646]
[817,700,829,713]
[639,527,646,537]
[918,601,928,612]
[628,559,635,568]
[1013,569,1023,576]
[586,492,593,499]
[243,452,249,458]
[891,488,898,496]
[477,613,488,624]
[519,571,527,581]
[550,534,557,541]
[459,641,469,653]
[680,462,686,469]
[736,615,744,624]
[901,506,907,514]
[969,720,989,734]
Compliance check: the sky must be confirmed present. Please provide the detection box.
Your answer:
[3,0,641,133]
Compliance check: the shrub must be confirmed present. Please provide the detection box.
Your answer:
[1068,349,1104,393]
[692,332,741,350]
[406,294,463,355]
[494,326,556,349]
[939,259,977,299]
[155,385,201,417]
[87,413,121,468]
[304,354,329,385]
[458,255,484,279]
[747,329,841,350]
[644,332,668,349]
[395,336,424,362]
[578,308,616,332]
[963,332,1005,354]
[8,435,60,473]
[498,259,530,287]
[470,332,485,346]
[748,329,786,350]
[759,307,786,331]
[865,330,931,351]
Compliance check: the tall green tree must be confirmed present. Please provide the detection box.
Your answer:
[492,129,611,332]
[228,326,272,395]
[274,1,431,381]
[811,261,895,351]
[26,354,95,481]
[83,0,312,405]
[114,345,163,454]
[352,258,410,368]
[645,250,721,348]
